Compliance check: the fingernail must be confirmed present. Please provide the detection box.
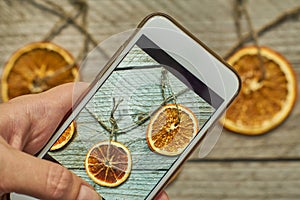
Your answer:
[77,184,102,200]
[154,191,169,200]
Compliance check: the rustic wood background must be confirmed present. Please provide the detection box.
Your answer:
[1,0,300,199]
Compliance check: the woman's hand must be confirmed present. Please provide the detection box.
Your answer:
[0,83,100,200]
[0,83,169,200]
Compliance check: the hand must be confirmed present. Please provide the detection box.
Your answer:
[0,83,169,200]
[0,83,100,200]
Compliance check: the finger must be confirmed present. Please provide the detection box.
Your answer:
[22,82,89,137]
[154,191,170,200]
[1,145,100,200]
[0,82,88,154]
[24,82,89,152]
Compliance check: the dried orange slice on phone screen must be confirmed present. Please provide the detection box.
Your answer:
[222,46,297,135]
[85,141,132,187]
[50,121,76,151]
[1,42,79,150]
[146,104,199,156]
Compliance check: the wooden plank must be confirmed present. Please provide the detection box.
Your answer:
[166,161,300,200]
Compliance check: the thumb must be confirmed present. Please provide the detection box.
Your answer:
[1,141,101,200]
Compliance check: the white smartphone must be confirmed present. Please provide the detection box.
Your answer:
[13,13,240,200]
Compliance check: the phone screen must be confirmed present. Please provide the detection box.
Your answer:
[48,34,224,199]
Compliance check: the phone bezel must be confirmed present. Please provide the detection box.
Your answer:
[37,13,241,200]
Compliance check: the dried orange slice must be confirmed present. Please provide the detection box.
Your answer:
[85,141,132,187]
[1,42,79,149]
[1,42,79,101]
[50,121,76,151]
[222,46,297,135]
[146,104,199,156]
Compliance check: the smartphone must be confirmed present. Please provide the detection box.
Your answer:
[12,13,240,200]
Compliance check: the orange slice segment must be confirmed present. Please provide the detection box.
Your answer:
[50,121,76,151]
[222,46,297,135]
[146,104,199,156]
[85,141,132,187]
[1,42,79,149]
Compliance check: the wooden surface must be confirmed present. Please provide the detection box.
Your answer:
[1,0,300,199]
